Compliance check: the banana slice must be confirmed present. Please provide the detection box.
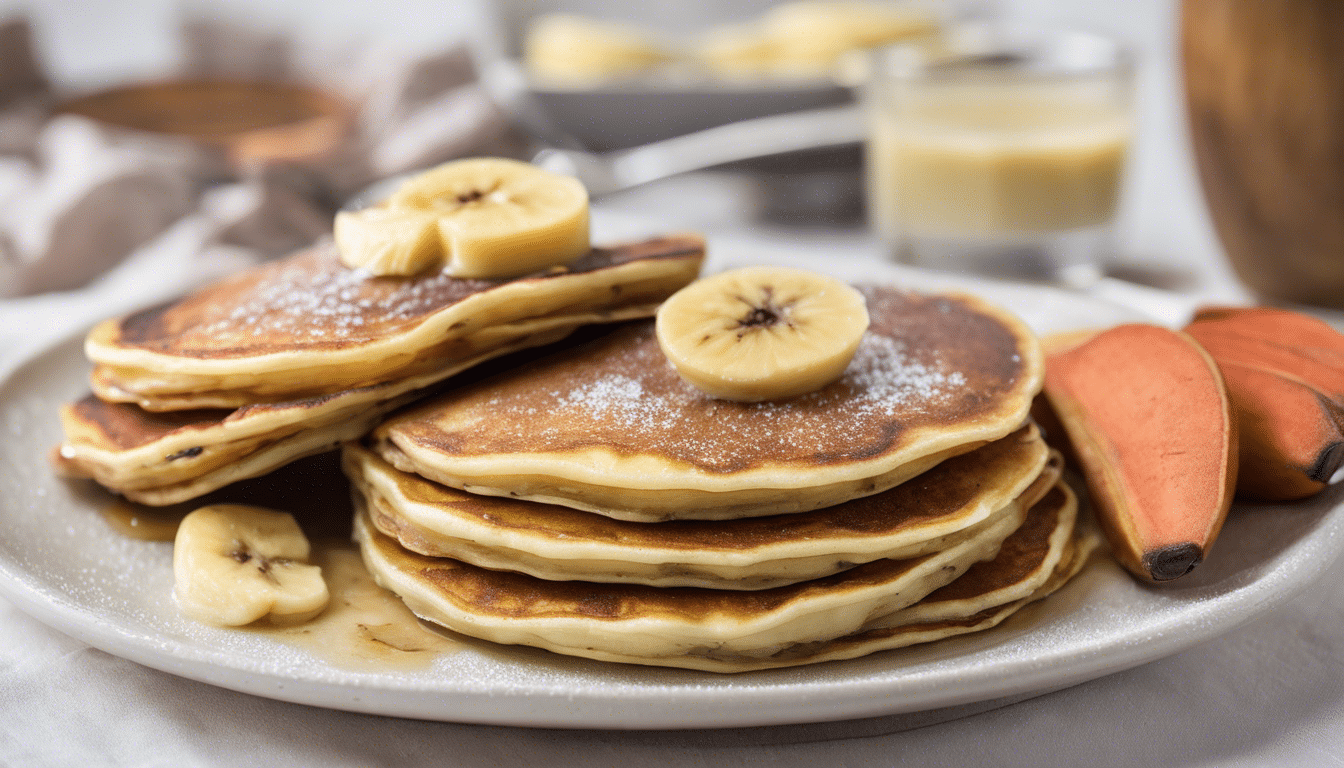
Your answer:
[655,266,869,402]
[332,205,440,277]
[525,14,673,83]
[173,504,329,627]
[336,157,590,279]
[695,26,783,79]
[696,2,939,80]
[760,2,939,58]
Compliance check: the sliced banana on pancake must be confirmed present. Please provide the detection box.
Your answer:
[655,267,870,402]
[373,286,1044,521]
[347,428,1057,588]
[174,505,328,626]
[332,205,441,277]
[336,158,590,279]
[84,235,703,410]
[388,158,590,279]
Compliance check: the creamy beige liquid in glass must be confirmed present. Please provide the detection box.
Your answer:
[867,80,1130,240]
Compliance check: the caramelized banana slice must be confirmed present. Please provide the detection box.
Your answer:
[173,504,328,626]
[336,157,589,279]
[331,205,440,277]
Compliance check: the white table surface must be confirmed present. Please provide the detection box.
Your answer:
[4,0,1344,765]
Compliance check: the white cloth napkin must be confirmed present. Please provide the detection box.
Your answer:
[0,16,519,300]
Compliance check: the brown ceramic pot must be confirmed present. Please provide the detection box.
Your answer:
[1183,0,1344,307]
[58,80,353,167]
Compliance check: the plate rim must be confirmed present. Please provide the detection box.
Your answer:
[2,268,1341,730]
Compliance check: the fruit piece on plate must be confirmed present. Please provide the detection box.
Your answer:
[336,157,590,279]
[173,504,329,626]
[1043,324,1237,583]
[1185,306,1344,501]
[1191,306,1344,363]
[655,266,869,402]
[1209,361,1344,501]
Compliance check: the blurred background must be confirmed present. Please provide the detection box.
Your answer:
[0,0,1296,323]
[9,4,1344,762]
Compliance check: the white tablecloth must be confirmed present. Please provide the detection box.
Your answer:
[5,556,1344,767]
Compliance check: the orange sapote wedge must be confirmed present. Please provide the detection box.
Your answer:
[1191,307,1344,368]
[1044,324,1237,583]
[1212,362,1344,500]
[1185,307,1344,501]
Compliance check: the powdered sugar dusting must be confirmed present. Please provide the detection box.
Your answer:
[840,334,967,417]
[557,373,681,435]
[118,238,702,359]
[435,287,1024,472]
[184,249,491,347]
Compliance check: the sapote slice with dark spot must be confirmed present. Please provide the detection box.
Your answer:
[1043,324,1237,583]
[1185,306,1344,501]
[1208,362,1344,501]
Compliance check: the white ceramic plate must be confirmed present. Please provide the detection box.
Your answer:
[2,261,1341,730]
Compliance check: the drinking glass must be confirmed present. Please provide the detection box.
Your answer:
[860,25,1134,285]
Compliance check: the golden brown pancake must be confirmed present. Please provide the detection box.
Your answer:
[86,234,705,410]
[373,286,1044,521]
[348,426,1058,588]
[353,478,1082,672]
[88,306,658,412]
[353,484,1034,670]
[748,513,1099,672]
[874,482,1079,627]
[57,324,586,505]
[59,233,703,503]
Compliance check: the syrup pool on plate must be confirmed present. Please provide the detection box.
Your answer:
[251,542,464,671]
[99,452,465,670]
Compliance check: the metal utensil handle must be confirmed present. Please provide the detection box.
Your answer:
[536,103,864,195]
[348,103,866,207]
[613,103,864,185]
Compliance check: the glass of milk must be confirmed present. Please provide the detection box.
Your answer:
[860,25,1133,285]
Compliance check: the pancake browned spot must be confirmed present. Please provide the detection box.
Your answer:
[352,477,1083,672]
[347,427,1056,588]
[68,395,232,448]
[86,235,705,409]
[59,326,582,505]
[373,286,1044,521]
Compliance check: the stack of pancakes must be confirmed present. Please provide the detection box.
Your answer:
[55,235,705,505]
[349,286,1100,672]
